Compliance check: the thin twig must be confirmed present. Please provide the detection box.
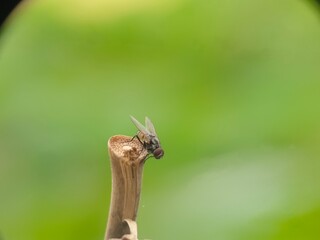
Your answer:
[105,135,148,240]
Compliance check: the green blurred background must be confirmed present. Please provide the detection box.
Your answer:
[1,0,320,239]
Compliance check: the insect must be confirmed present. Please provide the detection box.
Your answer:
[130,115,164,159]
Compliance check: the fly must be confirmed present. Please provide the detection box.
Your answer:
[130,116,164,159]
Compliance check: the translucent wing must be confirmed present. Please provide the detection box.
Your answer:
[145,117,157,136]
[130,115,150,135]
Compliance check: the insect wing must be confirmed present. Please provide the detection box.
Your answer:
[130,115,150,135]
[145,117,158,137]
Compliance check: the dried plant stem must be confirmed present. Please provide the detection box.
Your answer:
[105,135,148,240]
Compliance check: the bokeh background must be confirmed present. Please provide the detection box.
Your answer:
[1,0,320,239]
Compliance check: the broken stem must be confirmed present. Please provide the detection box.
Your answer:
[105,135,148,240]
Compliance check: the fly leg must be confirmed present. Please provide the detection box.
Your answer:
[144,154,153,160]
[126,131,141,144]
[131,135,151,159]
[130,134,143,145]
[128,132,150,159]
[129,133,145,153]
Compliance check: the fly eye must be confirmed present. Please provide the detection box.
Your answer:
[153,148,164,159]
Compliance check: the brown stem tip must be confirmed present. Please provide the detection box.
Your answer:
[108,135,148,163]
[106,135,149,240]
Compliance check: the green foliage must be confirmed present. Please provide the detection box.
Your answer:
[0,0,320,239]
